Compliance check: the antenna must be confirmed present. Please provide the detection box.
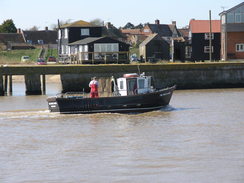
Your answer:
[221,6,226,11]
[137,64,141,75]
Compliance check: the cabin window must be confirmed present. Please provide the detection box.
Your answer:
[236,44,244,52]
[119,80,124,89]
[185,46,192,58]
[204,46,214,53]
[81,28,90,36]
[138,79,145,89]
[204,33,214,40]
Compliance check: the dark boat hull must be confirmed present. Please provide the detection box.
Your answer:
[47,85,176,114]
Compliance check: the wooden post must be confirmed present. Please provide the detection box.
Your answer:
[0,74,4,96]
[9,75,12,94]
[4,75,8,94]
[209,10,212,62]
[42,74,46,94]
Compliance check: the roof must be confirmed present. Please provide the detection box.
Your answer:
[178,28,189,38]
[219,2,244,15]
[0,33,25,44]
[22,30,57,44]
[140,34,160,46]
[69,37,103,45]
[147,24,175,37]
[189,20,221,33]
[121,29,144,35]
[69,36,129,46]
[61,20,101,28]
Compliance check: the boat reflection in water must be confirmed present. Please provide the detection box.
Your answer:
[47,73,176,114]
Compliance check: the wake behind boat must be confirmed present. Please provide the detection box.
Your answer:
[47,73,176,114]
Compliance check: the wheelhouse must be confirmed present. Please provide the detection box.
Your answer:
[117,73,153,96]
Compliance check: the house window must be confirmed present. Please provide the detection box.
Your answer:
[144,29,150,33]
[38,40,44,44]
[236,44,244,52]
[94,43,119,52]
[58,30,61,39]
[235,13,241,23]
[204,33,214,40]
[227,13,234,23]
[185,46,192,58]
[27,40,32,44]
[81,28,90,36]
[64,28,68,39]
[204,46,214,53]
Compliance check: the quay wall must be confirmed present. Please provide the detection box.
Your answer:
[1,63,244,95]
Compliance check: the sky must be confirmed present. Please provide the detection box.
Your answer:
[0,0,243,30]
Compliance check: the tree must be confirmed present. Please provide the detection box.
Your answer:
[27,26,39,31]
[0,19,17,33]
[90,18,104,26]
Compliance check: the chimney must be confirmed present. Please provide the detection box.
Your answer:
[105,22,112,29]
[17,28,21,34]
[45,26,48,31]
[155,19,160,25]
[172,21,176,25]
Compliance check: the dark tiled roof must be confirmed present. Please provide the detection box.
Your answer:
[0,33,25,44]
[147,24,174,37]
[140,34,160,46]
[69,37,103,45]
[23,30,57,44]
[102,27,125,39]
[178,28,189,38]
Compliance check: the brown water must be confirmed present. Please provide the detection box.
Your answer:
[0,84,244,183]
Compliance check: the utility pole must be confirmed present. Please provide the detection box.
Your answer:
[209,10,212,62]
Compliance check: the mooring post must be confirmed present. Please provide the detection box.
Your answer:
[42,74,46,94]
[4,75,8,94]
[0,74,4,96]
[9,75,13,94]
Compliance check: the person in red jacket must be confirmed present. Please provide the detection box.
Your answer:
[89,77,99,98]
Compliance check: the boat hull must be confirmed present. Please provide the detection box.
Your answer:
[47,86,176,114]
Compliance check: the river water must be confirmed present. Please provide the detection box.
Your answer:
[0,83,244,183]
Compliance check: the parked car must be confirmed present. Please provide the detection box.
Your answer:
[47,56,56,62]
[21,56,30,62]
[37,58,46,65]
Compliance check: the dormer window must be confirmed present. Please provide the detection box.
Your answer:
[81,28,90,36]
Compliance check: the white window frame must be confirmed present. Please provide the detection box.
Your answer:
[236,44,244,52]
[64,28,68,39]
[204,33,214,40]
[58,30,61,39]
[81,28,90,36]
[204,46,214,53]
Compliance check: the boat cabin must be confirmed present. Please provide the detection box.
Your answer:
[117,73,153,96]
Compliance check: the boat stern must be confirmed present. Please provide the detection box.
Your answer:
[47,97,60,112]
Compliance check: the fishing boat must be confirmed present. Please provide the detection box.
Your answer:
[47,73,176,114]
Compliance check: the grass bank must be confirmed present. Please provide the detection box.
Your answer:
[0,48,41,64]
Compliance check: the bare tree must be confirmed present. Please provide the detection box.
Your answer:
[90,18,104,26]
